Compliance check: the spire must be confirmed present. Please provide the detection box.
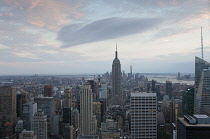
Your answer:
[201,26,204,60]
[115,43,118,59]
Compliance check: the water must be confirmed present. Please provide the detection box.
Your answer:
[145,74,194,85]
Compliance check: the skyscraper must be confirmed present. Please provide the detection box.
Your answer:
[63,87,72,108]
[195,56,210,93]
[194,57,210,114]
[166,81,172,99]
[79,83,97,135]
[0,86,17,138]
[34,96,56,136]
[23,102,37,130]
[130,92,157,139]
[32,110,47,139]
[43,85,53,97]
[112,46,121,105]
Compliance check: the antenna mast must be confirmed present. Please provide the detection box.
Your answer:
[201,27,204,59]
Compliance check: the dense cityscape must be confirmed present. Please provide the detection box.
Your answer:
[0,48,210,139]
[0,0,209,139]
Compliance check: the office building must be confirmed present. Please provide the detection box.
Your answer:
[32,110,47,139]
[177,115,210,139]
[23,102,37,130]
[194,57,210,114]
[194,63,210,114]
[99,83,107,99]
[194,56,210,94]
[152,80,156,93]
[16,90,30,119]
[15,120,23,139]
[63,107,71,124]
[63,87,72,108]
[130,92,157,139]
[44,85,53,97]
[93,101,102,128]
[0,86,17,138]
[34,96,56,136]
[166,81,172,99]
[182,88,194,116]
[112,46,122,105]
[80,84,97,135]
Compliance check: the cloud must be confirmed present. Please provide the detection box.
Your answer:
[58,17,163,47]
[0,0,83,31]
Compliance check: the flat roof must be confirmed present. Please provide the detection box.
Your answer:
[194,114,209,119]
[178,118,210,127]
[131,92,156,97]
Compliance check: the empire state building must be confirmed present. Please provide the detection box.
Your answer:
[112,46,122,105]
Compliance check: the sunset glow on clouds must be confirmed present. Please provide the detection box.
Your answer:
[0,0,209,74]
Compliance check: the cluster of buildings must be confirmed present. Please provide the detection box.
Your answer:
[0,48,210,139]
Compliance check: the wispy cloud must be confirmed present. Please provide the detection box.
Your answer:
[58,17,163,47]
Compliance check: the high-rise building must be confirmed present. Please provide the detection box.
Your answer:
[93,101,102,128]
[23,102,37,130]
[99,83,107,99]
[32,110,47,139]
[194,56,210,94]
[79,84,97,135]
[151,80,156,93]
[155,84,161,101]
[177,115,210,139]
[43,85,53,97]
[112,46,121,105]
[166,81,172,99]
[0,86,17,138]
[16,90,30,120]
[130,92,157,139]
[194,69,210,114]
[87,80,98,100]
[63,107,71,124]
[63,87,72,108]
[34,96,56,136]
[182,88,194,116]
[194,57,210,114]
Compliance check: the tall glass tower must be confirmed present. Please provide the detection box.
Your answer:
[194,56,210,114]
[112,46,121,105]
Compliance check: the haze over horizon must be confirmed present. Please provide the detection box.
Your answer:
[0,0,209,75]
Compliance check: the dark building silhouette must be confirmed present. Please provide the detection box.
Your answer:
[182,88,194,116]
[44,85,53,97]
[177,115,210,139]
[0,86,17,138]
[112,46,121,105]
[166,81,172,99]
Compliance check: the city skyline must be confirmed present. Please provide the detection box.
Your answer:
[0,0,209,75]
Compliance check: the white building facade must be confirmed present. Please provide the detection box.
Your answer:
[130,92,157,139]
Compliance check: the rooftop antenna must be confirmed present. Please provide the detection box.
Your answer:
[201,27,204,60]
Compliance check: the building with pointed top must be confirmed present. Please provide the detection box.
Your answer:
[194,56,210,114]
[112,45,122,105]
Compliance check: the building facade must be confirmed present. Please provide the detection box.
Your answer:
[34,96,56,136]
[194,57,210,114]
[130,92,157,139]
[79,84,97,135]
[32,110,47,139]
[23,102,37,130]
[0,86,17,138]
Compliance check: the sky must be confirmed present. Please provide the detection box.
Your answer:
[0,0,209,75]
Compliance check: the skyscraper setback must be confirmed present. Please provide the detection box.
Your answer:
[112,46,122,105]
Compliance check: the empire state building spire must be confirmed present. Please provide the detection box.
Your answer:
[115,43,118,59]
